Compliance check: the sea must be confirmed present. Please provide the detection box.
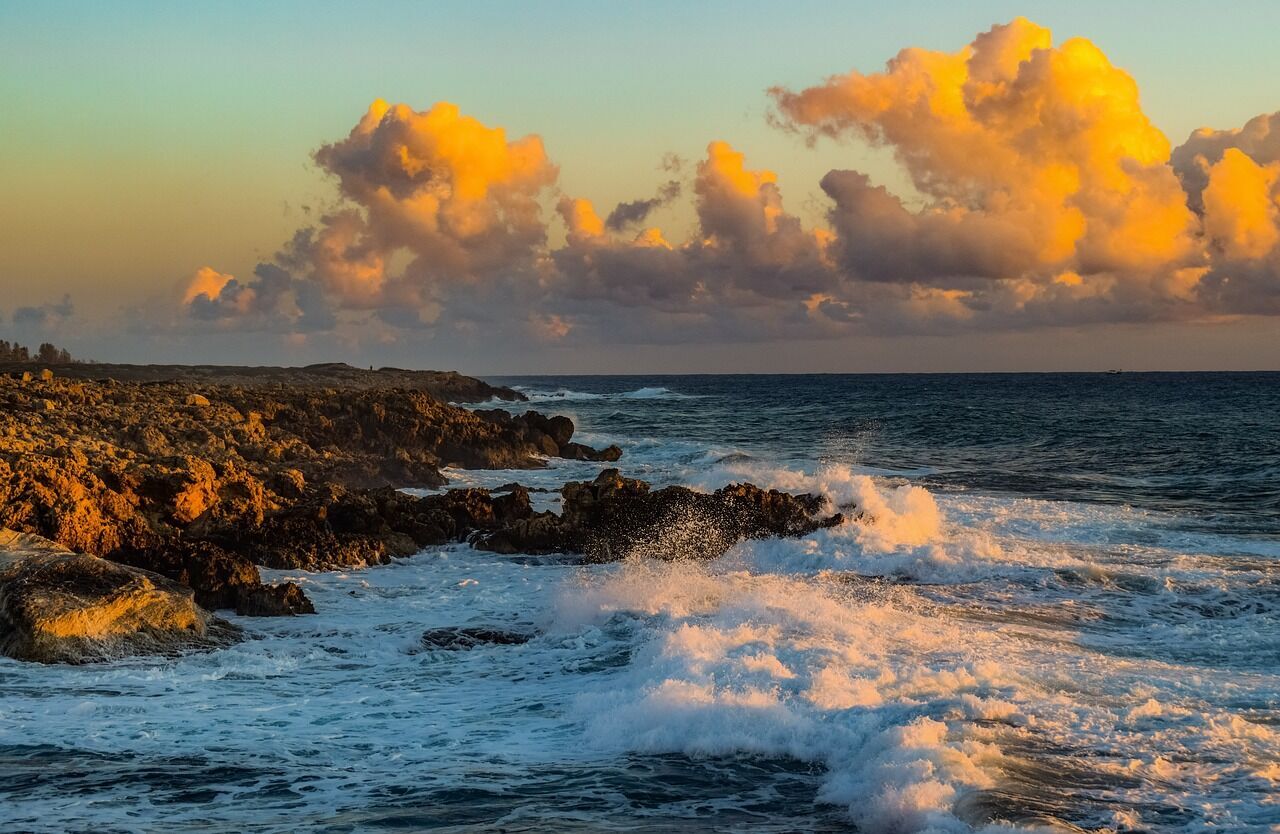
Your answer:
[3,373,1278,833]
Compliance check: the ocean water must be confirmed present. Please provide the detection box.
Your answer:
[3,373,1278,833]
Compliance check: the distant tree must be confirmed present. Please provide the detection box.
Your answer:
[0,339,81,363]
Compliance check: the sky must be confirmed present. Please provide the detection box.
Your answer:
[2,0,1279,373]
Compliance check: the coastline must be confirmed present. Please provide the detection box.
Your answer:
[0,363,828,663]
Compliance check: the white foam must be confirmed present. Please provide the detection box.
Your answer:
[513,384,700,403]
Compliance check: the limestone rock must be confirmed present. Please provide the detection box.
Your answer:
[0,529,236,663]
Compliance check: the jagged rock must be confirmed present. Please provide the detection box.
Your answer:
[235,582,315,616]
[220,483,539,570]
[273,467,306,498]
[475,469,844,562]
[0,529,236,663]
[471,408,621,463]
[0,372,597,602]
[559,442,623,462]
[420,626,532,650]
[113,538,263,612]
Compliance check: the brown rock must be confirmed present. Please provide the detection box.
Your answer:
[475,469,844,562]
[235,582,315,616]
[0,529,236,663]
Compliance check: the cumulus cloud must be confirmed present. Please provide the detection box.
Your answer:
[550,139,834,330]
[311,99,557,297]
[179,264,335,331]
[1172,111,1280,213]
[771,18,1207,321]
[1166,110,1280,313]
[167,22,1280,348]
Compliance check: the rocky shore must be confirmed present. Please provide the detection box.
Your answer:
[0,364,845,663]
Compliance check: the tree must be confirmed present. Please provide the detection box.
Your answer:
[0,339,78,363]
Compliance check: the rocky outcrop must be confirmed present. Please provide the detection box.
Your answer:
[0,361,526,403]
[0,371,616,618]
[475,469,845,562]
[0,530,237,663]
[215,483,536,571]
[234,582,315,617]
[473,409,623,462]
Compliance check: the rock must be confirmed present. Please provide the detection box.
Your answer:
[420,626,532,650]
[40,369,53,381]
[474,469,844,562]
[20,371,32,383]
[235,582,315,616]
[493,482,551,494]
[273,468,306,498]
[0,529,236,663]
[0,371,599,603]
[545,415,575,447]
[559,442,623,462]
[113,538,262,611]
[471,408,621,463]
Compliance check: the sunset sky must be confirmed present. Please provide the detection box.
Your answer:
[3,0,1280,372]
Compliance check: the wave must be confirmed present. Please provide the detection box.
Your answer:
[514,385,700,403]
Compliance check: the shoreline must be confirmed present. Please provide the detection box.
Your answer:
[0,363,829,663]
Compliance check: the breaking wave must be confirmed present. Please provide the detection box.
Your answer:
[5,374,1278,832]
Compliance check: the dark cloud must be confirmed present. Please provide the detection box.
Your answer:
[12,294,74,326]
[605,180,681,231]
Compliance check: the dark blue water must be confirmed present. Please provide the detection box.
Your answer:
[492,373,1280,537]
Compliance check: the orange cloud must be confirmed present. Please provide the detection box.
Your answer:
[182,267,236,305]
[309,100,558,299]
[167,27,1280,344]
[772,17,1199,281]
[1202,149,1280,260]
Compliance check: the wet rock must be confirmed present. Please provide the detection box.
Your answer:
[493,482,552,494]
[475,469,844,562]
[235,581,315,616]
[113,538,263,612]
[420,626,532,650]
[558,441,623,462]
[0,529,236,663]
[471,408,621,463]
